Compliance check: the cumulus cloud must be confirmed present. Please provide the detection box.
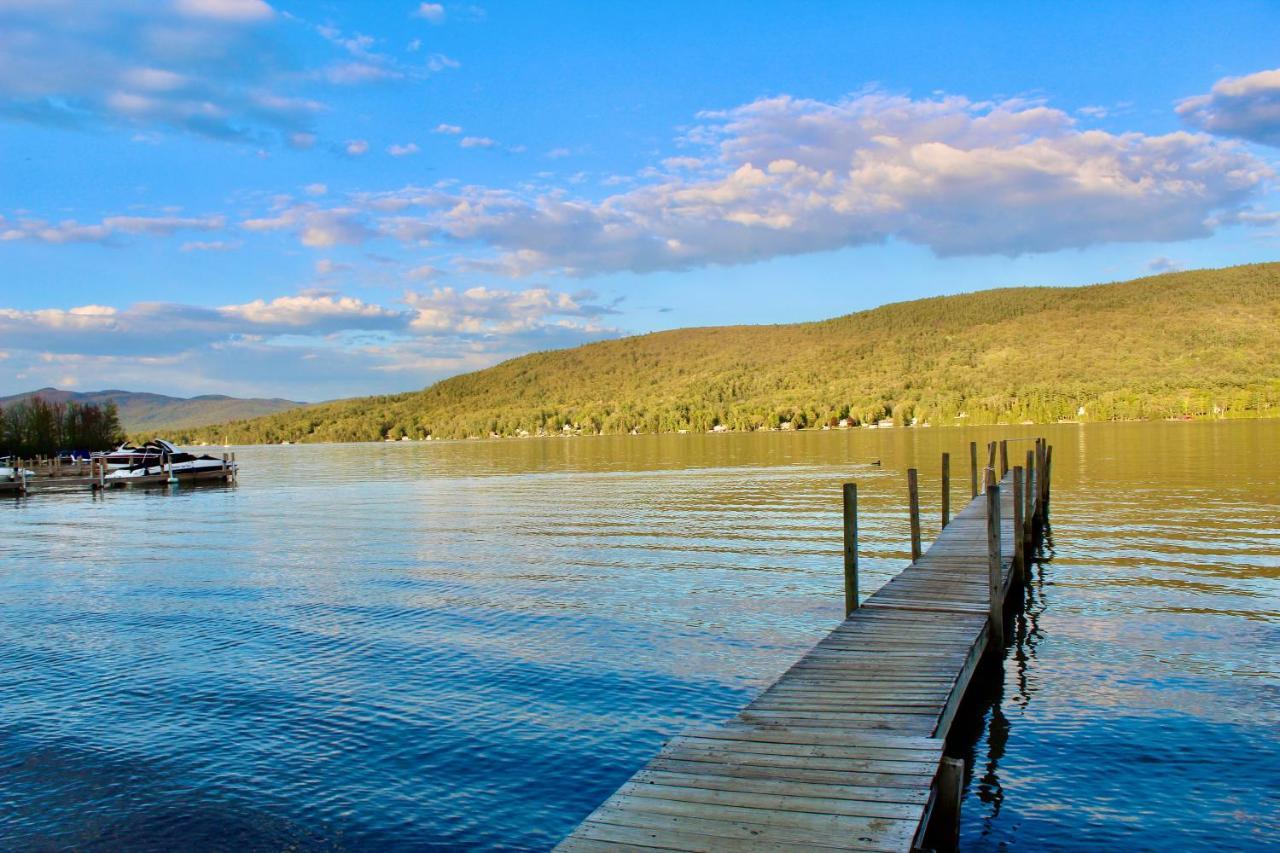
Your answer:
[459,135,496,149]
[387,142,420,156]
[1178,68,1280,147]
[433,123,462,134]
[0,288,622,397]
[1145,256,1185,273]
[403,286,618,334]
[302,91,1270,276]
[345,138,370,155]
[0,0,325,143]
[413,3,445,23]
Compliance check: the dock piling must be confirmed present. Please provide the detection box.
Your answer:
[986,481,1003,648]
[1044,445,1054,511]
[908,468,922,562]
[842,482,858,616]
[941,452,951,528]
[999,439,1009,477]
[969,441,978,498]
[1012,466,1025,580]
[929,756,965,852]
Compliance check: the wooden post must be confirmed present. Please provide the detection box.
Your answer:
[842,483,858,616]
[908,468,922,562]
[999,440,1009,478]
[969,441,978,498]
[986,482,1004,648]
[1037,440,1047,513]
[986,441,997,477]
[941,452,951,528]
[1024,449,1035,550]
[928,756,965,852]
[1012,466,1025,581]
[1044,445,1054,510]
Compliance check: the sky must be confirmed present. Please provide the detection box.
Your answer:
[2,0,1279,401]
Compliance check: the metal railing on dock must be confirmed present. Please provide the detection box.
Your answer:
[556,438,1054,853]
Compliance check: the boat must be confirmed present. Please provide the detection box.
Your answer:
[1,461,35,481]
[103,445,237,485]
[94,440,176,469]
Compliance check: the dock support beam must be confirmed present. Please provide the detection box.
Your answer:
[842,482,858,616]
[908,468,922,562]
[941,452,951,528]
[1012,465,1025,581]
[969,441,977,498]
[999,439,1009,478]
[986,482,1004,649]
[1044,445,1053,512]
[927,756,965,853]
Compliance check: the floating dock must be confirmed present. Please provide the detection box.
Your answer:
[557,439,1052,852]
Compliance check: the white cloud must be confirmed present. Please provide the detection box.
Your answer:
[405,264,443,281]
[321,62,403,85]
[433,123,462,134]
[304,182,328,196]
[0,1,321,144]
[2,214,225,245]
[181,239,241,252]
[318,91,1271,276]
[0,287,621,398]
[1178,68,1280,147]
[459,135,495,148]
[345,138,370,155]
[173,0,274,23]
[1145,256,1185,273]
[426,53,460,72]
[413,3,445,23]
[387,142,420,156]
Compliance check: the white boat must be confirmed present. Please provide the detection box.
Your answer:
[1,463,35,481]
[94,440,174,469]
[102,440,237,485]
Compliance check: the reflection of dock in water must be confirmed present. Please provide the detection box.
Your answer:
[557,438,1054,852]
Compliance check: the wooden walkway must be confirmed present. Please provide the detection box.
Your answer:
[557,442,1051,852]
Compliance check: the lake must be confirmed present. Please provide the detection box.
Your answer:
[1,421,1277,850]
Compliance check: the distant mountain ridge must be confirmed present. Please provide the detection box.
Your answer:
[0,388,304,432]
[167,263,1280,445]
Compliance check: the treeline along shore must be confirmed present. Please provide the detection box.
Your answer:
[1,397,125,458]
[165,263,1280,445]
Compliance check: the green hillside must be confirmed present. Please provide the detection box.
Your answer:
[0,388,303,433]
[171,263,1280,444]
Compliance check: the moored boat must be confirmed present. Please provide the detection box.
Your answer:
[103,447,237,485]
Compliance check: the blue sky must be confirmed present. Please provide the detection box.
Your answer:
[2,0,1278,400]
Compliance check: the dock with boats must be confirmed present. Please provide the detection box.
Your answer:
[1,440,237,495]
[556,438,1053,852]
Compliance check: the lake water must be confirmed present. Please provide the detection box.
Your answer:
[2,422,1277,850]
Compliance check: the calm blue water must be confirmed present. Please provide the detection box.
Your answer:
[1,422,1277,850]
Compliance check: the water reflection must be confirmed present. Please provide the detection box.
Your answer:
[1,421,1277,850]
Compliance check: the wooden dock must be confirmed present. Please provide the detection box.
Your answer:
[557,439,1053,852]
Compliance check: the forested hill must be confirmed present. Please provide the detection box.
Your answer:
[171,263,1280,444]
[0,388,303,432]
